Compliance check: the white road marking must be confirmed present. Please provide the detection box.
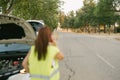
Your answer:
[96,54,115,69]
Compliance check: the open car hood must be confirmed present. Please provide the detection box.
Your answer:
[0,14,36,45]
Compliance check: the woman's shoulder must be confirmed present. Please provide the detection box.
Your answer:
[48,43,59,50]
[48,44,57,48]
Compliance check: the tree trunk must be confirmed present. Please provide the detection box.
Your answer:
[88,26,90,33]
[108,24,111,35]
[98,25,100,34]
[95,27,97,33]
[104,25,106,33]
[67,27,68,32]
[113,24,117,33]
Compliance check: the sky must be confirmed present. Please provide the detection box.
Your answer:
[61,0,83,14]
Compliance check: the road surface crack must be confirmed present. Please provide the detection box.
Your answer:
[64,60,75,80]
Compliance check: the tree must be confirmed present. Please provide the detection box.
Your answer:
[94,0,117,33]
[67,11,75,28]
[59,11,65,27]
[0,0,62,29]
[60,11,75,30]
[0,0,20,14]
[13,0,61,29]
[74,0,96,33]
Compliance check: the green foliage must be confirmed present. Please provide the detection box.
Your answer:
[61,16,69,28]
[60,11,75,28]
[0,0,62,29]
[60,0,96,29]
[75,0,96,27]
[1,0,119,30]
[94,0,115,25]
[0,0,20,14]
[61,0,119,31]
[13,0,61,29]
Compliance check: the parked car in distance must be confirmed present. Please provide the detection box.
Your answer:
[0,14,36,80]
[26,20,44,35]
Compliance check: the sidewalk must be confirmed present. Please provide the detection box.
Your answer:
[80,32,120,40]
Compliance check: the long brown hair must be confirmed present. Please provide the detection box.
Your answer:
[34,26,52,60]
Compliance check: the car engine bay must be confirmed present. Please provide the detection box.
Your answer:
[0,52,27,80]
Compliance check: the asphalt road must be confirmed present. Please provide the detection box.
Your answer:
[58,32,120,80]
[8,32,120,80]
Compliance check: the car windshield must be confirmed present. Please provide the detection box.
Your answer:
[28,22,43,31]
[0,43,31,53]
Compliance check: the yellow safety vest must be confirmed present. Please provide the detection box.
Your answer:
[28,45,60,80]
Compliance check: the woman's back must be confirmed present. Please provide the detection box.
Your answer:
[29,45,60,80]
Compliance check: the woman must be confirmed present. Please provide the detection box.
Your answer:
[22,26,64,80]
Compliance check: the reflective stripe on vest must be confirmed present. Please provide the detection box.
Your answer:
[30,68,59,80]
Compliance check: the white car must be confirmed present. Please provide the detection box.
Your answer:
[26,20,44,35]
